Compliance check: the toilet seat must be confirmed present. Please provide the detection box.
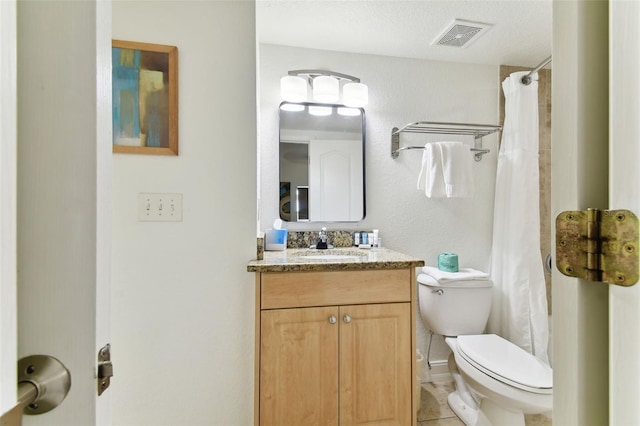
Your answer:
[456,334,552,395]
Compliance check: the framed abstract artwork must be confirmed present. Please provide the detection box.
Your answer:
[112,40,178,155]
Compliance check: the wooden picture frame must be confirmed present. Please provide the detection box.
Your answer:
[112,40,178,155]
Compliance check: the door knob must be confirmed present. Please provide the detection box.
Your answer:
[343,314,352,324]
[17,355,71,415]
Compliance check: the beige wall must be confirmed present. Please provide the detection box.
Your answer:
[112,2,257,424]
[499,66,552,313]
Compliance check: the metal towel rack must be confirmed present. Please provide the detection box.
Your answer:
[391,121,502,162]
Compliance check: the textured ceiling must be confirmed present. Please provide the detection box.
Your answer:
[257,0,552,68]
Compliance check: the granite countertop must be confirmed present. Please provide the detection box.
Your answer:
[247,247,425,273]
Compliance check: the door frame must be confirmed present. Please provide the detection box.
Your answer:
[552,1,609,424]
[609,1,640,424]
[0,0,18,415]
[553,0,640,424]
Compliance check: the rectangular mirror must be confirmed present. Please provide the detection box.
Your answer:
[279,102,366,222]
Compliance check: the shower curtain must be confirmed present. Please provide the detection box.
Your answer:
[488,71,549,364]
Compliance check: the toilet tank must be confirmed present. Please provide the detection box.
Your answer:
[418,276,493,337]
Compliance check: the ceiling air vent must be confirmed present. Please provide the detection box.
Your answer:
[432,19,492,48]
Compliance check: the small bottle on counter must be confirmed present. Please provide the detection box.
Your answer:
[354,232,360,246]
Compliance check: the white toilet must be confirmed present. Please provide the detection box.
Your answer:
[418,274,552,426]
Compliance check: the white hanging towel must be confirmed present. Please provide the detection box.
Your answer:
[416,143,429,190]
[440,141,474,198]
[416,143,446,197]
[417,142,473,198]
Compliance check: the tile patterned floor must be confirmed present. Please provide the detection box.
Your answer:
[417,381,552,426]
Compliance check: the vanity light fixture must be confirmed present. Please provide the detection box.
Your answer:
[281,69,368,108]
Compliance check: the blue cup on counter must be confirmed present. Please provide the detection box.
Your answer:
[438,252,459,272]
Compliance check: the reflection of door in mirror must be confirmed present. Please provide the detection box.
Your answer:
[279,102,365,222]
[296,186,309,221]
[279,141,308,221]
[309,140,363,221]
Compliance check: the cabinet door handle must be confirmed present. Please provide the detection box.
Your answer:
[343,314,352,324]
[328,315,337,324]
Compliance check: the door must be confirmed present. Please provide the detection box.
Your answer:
[260,307,339,425]
[309,139,363,221]
[0,1,112,424]
[553,1,640,424]
[339,303,411,425]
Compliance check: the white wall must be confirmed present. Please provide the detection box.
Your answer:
[259,44,499,366]
[112,2,256,425]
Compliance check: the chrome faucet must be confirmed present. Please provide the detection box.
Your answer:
[315,227,330,250]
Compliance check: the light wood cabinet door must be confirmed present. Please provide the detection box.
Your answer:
[339,303,412,425]
[260,306,339,425]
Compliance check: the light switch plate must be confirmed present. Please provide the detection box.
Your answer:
[138,193,183,222]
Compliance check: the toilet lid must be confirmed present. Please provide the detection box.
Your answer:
[456,334,552,394]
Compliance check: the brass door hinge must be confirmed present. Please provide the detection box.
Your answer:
[556,209,639,286]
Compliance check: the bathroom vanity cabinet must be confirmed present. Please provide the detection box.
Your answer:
[248,249,424,426]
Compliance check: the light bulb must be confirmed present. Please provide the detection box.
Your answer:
[308,106,332,116]
[280,103,305,112]
[280,76,307,102]
[313,76,339,103]
[343,82,368,107]
[337,107,361,116]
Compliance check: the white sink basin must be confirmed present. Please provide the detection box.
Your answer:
[299,254,361,260]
